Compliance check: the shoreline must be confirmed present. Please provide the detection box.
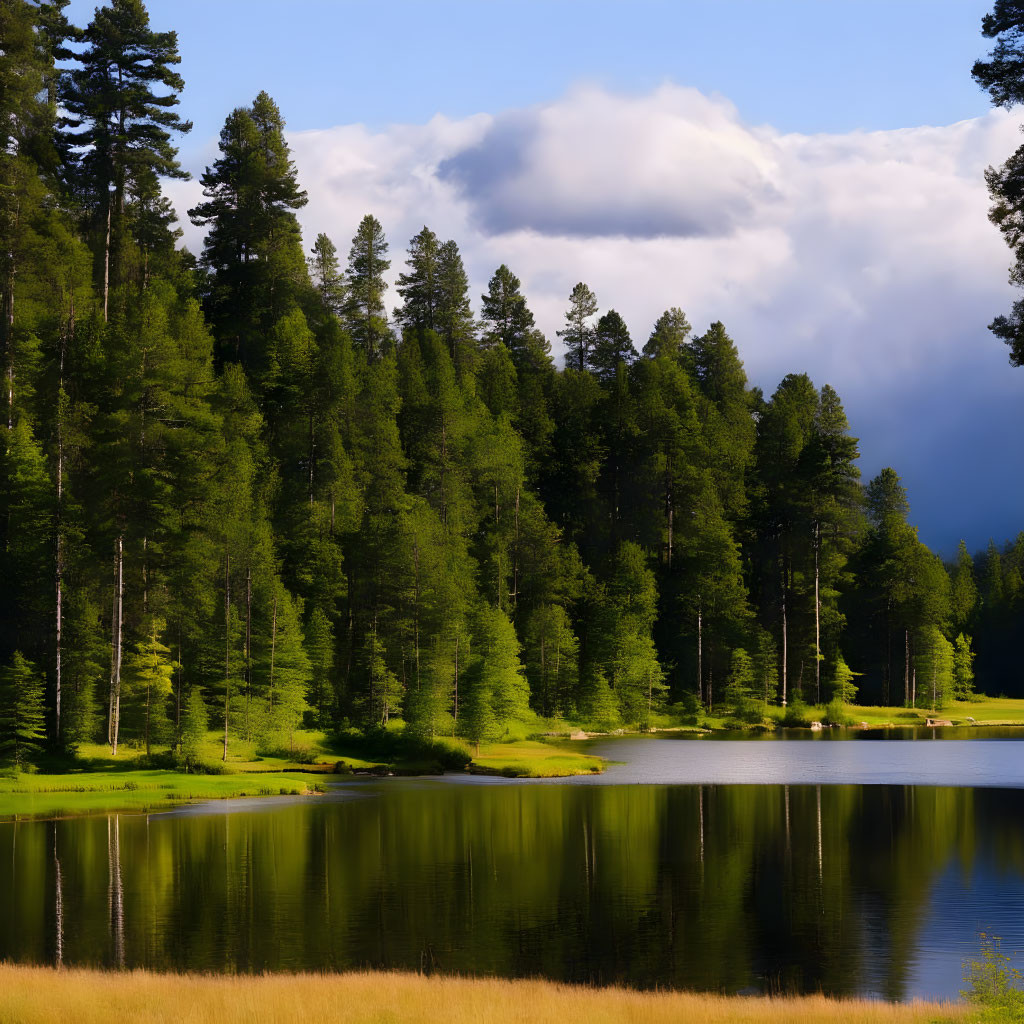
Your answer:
[0,965,968,1023]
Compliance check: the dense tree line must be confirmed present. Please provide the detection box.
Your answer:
[0,0,1007,763]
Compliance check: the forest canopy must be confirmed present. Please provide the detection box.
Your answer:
[0,0,1017,762]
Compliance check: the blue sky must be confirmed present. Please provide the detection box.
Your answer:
[65,1,1022,555]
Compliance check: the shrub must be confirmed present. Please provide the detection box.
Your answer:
[822,699,853,727]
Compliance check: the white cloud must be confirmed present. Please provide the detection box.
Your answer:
[174,84,1024,551]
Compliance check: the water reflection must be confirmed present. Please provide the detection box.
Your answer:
[2,782,1023,999]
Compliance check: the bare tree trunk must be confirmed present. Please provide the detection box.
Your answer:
[666,475,673,568]
[3,196,19,431]
[223,546,230,762]
[697,598,703,706]
[102,193,111,323]
[904,628,910,707]
[814,521,821,705]
[55,286,74,742]
[108,536,123,756]
[269,592,278,709]
[512,486,520,614]
[781,569,788,708]
[175,626,182,740]
[308,411,315,505]
[245,567,252,740]
[452,633,459,734]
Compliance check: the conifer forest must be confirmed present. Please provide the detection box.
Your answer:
[2,0,1020,765]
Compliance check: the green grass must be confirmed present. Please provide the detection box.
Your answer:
[763,697,1024,729]
[0,769,323,821]
[470,739,604,777]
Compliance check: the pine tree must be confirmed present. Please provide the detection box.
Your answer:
[308,232,346,319]
[190,92,308,375]
[395,225,441,333]
[123,617,173,756]
[0,651,46,767]
[953,633,976,699]
[345,214,391,359]
[480,264,535,358]
[62,0,191,317]
[950,540,980,630]
[558,282,597,371]
[178,685,208,771]
[643,307,692,362]
[590,309,637,381]
[435,239,477,374]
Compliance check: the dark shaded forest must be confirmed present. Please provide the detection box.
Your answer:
[0,0,1018,761]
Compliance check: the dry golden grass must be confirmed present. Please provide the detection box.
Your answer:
[0,965,968,1024]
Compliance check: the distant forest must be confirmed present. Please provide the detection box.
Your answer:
[1,0,1020,759]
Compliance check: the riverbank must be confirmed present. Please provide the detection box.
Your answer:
[0,965,969,1023]
[0,730,605,820]
[0,770,324,821]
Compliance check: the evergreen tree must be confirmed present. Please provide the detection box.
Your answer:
[62,0,191,316]
[973,3,1024,363]
[308,232,346,319]
[0,651,46,767]
[123,617,173,755]
[953,632,976,699]
[642,307,692,362]
[480,264,535,358]
[590,309,637,381]
[190,92,308,374]
[344,214,391,359]
[395,225,441,332]
[435,240,477,374]
[950,540,979,630]
[558,282,597,371]
[178,685,207,770]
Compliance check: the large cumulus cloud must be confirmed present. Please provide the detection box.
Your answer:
[170,85,1024,552]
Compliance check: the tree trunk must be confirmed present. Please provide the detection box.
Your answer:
[102,192,112,323]
[814,521,821,705]
[904,628,910,707]
[223,546,230,762]
[54,283,72,743]
[512,486,520,614]
[781,578,788,708]
[697,598,703,707]
[108,536,124,756]
[3,196,19,431]
[269,592,278,709]
[245,567,252,740]
[452,633,459,733]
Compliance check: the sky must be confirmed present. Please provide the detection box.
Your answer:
[66,0,1023,555]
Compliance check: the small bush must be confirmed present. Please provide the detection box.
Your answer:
[822,699,853,727]
[334,727,471,771]
[962,933,1024,1018]
[780,699,813,728]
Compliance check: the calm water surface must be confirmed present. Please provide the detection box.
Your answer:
[3,732,1024,1000]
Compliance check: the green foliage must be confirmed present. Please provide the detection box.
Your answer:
[953,633,976,699]
[0,0,1017,770]
[123,618,174,755]
[723,649,762,724]
[178,686,208,771]
[962,933,1024,1018]
[831,653,860,703]
[822,698,853,727]
[0,652,46,767]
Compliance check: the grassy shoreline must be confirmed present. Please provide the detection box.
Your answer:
[0,965,969,1024]
[4,696,1023,823]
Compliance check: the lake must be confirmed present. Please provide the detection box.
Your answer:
[3,731,1024,1000]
